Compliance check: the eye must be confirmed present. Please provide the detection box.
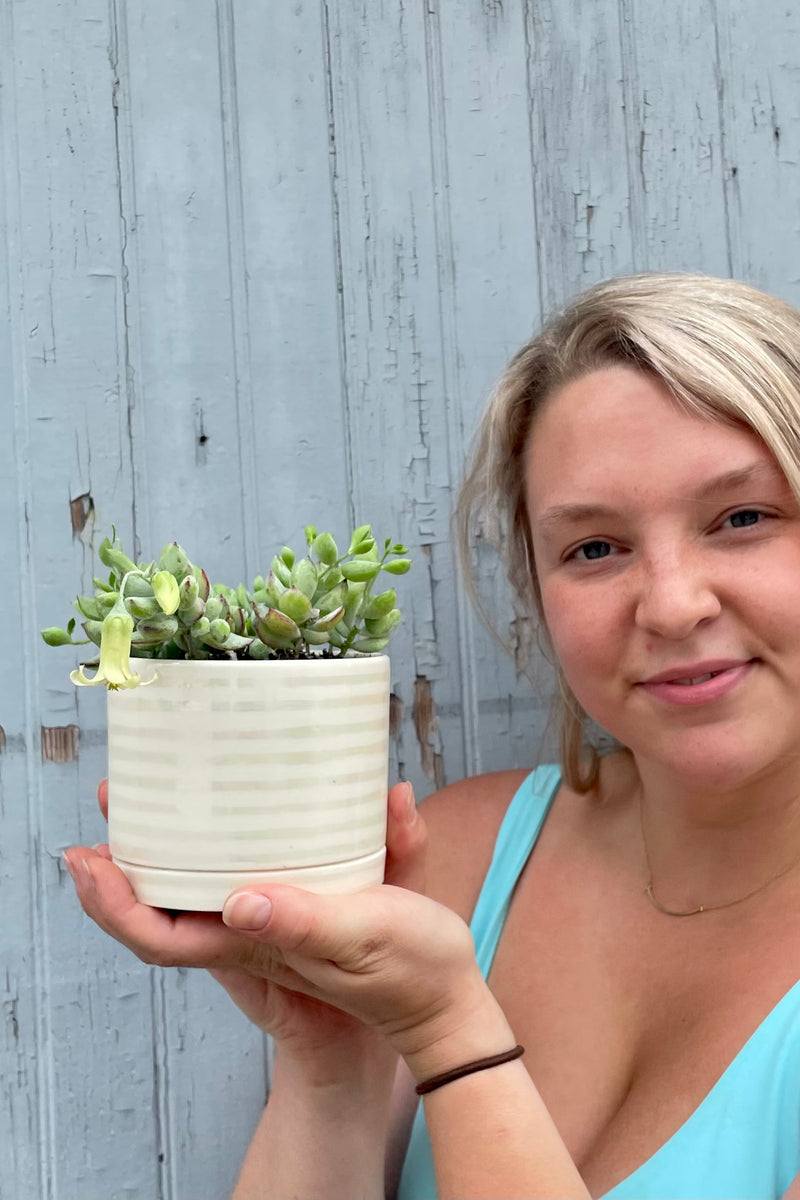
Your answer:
[571,540,613,561]
[724,509,764,529]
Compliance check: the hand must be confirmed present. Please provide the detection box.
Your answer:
[65,779,427,1082]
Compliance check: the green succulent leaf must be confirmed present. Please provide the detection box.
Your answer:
[300,629,328,645]
[136,613,180,639]
[123,575,156,598]
[291,557,318,599]
[312,531,338,565]
[363,588,397,619]
[277,586,313,624]
[317,581,347,615]
[193,566,211,601]
[98,534,137,578]
[347,524,372,554]
[158,542,192,581]
[82,619,105,647]
[280,546,295,569]
[41,626,76,647]
[204,618,232,646]
[125,596,162,619]
[309,604,345,633]
[341,559,381,583]
[382,557,412,575]
[316,566,343,595]
[74,595,106,621]
[258,608,301,642]
[350,635,390,654]
[365,607,402,637]
[270,555,292,587]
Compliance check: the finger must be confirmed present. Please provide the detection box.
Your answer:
[62,846,259,970]
[97,779,108,822]
[384,782,427,894]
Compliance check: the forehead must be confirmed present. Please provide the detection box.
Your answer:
[524,366,777,517]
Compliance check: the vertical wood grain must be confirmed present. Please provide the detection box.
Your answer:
[1,1,799,1196]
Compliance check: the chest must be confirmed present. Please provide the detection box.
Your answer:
[487,841,800,1196]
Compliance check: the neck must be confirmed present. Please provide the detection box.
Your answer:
[633,756,800,914]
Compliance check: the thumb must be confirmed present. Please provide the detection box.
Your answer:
[384,782,427,894]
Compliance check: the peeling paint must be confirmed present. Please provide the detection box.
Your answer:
[412,675,443,788]
[40,725,79,763]
[69,491,94,534]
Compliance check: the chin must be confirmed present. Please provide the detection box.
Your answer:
[631,727,795,793]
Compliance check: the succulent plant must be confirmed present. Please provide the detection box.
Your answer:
[42,524,411,689]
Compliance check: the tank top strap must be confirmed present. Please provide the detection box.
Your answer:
[470,764,562,978]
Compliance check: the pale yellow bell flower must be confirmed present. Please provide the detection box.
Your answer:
[70,603,156,690]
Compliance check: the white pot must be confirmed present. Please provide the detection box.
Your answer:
[106,655,390,910]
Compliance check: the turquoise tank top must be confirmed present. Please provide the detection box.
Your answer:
[397,765,800,1200]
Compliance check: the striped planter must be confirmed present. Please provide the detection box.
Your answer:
[106,655,390,910]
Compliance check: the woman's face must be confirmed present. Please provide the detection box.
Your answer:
[525,365,800,788]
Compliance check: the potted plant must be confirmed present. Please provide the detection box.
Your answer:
[43,524,411,911]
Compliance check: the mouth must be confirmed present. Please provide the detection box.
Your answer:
[637,659,757,706]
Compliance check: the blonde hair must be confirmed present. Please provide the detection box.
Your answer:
[457,272,800,791]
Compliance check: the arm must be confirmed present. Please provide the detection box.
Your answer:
[233,1041,398,1200]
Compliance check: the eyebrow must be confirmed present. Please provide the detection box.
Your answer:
[535,461,786,533]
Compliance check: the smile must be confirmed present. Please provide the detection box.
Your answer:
[638,660,756,707]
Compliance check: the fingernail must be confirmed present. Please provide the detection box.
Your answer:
[62,852,77,882]
[405,782,417,822]
[81,857,95,889]
[223,893,273,931]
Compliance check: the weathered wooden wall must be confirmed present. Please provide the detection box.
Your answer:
[1,1,798,1196]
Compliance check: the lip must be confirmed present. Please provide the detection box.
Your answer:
[637,659,756,707]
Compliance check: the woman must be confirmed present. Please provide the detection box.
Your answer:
[65,272,800,1199]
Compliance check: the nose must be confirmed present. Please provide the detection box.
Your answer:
[634,551,722,640]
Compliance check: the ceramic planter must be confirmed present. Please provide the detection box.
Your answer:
[106,655,390,910]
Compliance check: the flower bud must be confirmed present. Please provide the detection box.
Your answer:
[305,525,318,546]
[152,571,181,615]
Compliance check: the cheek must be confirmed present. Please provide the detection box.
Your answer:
[541,581,622,694]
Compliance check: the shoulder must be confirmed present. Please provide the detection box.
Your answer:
[418,768,533,922]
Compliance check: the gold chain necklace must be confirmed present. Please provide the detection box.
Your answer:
[639,795,800,917]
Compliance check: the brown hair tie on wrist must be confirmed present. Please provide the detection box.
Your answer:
[415,1045,525,1096]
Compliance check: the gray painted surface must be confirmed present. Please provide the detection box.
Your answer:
[1,1,798,1196]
